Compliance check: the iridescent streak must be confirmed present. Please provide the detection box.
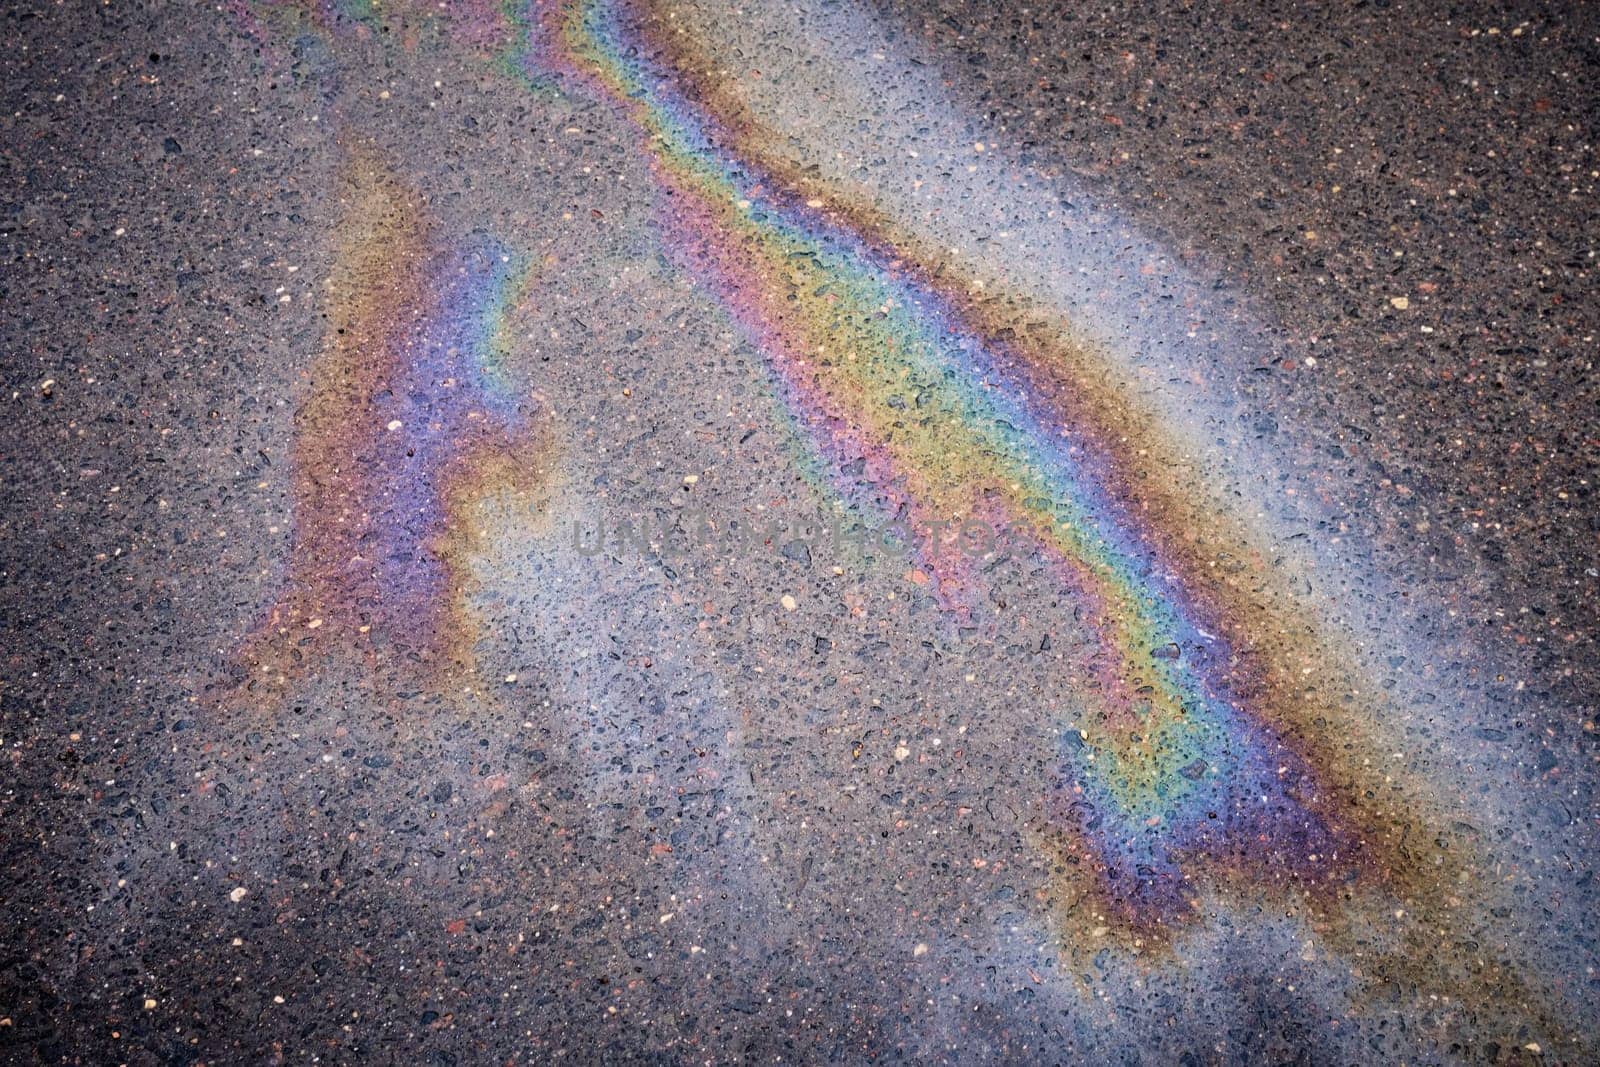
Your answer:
[245,159,549,687]
[548,0,1370,926]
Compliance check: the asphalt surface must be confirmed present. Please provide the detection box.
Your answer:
[2,1,1596,1063]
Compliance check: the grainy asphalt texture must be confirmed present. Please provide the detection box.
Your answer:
[2,1,1596,1063]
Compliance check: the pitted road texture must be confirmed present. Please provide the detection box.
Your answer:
[1,1,1596,1063]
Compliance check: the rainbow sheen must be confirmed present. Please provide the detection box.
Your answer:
[540,0,1376,933]
[241,156,551,690]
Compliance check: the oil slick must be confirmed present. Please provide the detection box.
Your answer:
[221,0,1580,1050]
[535,0,1573,1040]
[236,151,558,696]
